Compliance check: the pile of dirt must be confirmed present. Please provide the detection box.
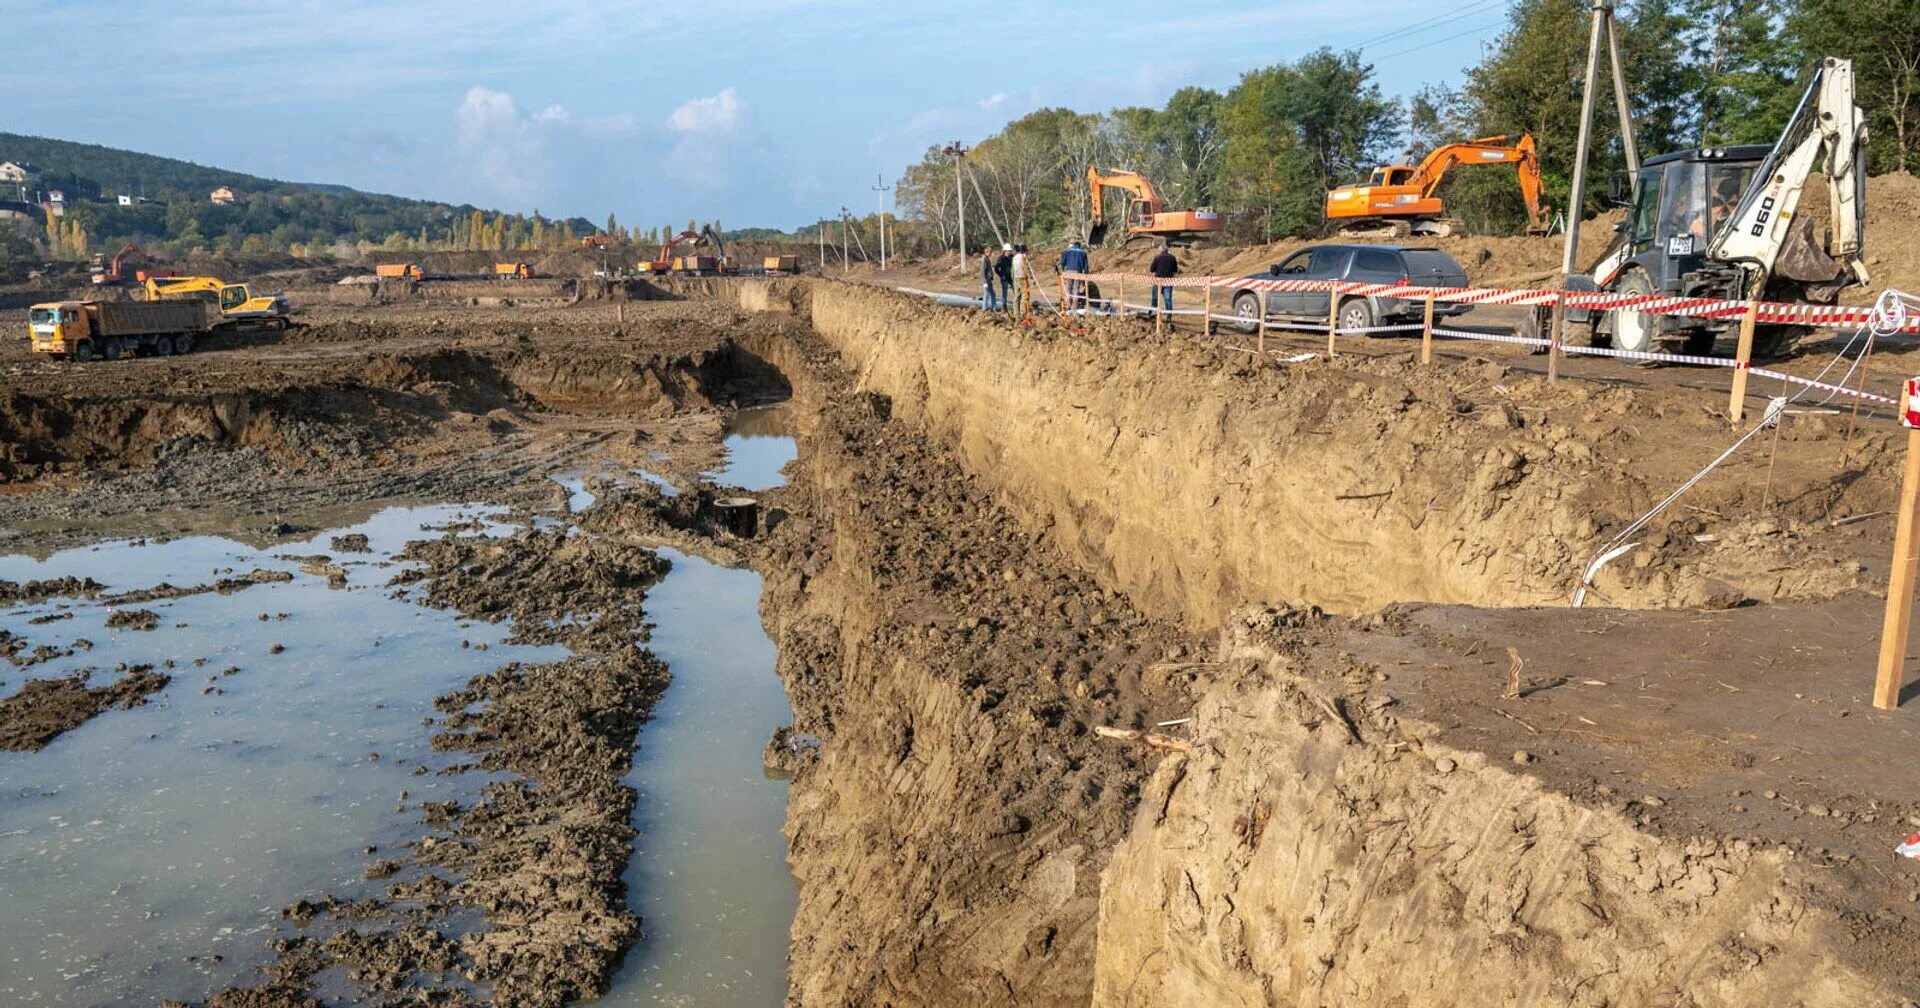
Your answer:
[0,666,169,751]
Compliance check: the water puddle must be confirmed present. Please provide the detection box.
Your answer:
[0,505,562,1006]
[601,548,795,1006]
[707,405,795,491]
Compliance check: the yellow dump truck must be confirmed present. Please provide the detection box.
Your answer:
[28,300,214,361]
[763,255,798,274]
[494,262,534,279]
[375,263,423,280]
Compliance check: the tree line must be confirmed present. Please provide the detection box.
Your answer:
[893,0,1920,248]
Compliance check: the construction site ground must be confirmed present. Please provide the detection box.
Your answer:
[0,200,1918,1004]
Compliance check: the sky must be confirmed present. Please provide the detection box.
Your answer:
[0,0,1514,231]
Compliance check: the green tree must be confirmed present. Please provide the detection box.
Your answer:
[1789,0,1920,172]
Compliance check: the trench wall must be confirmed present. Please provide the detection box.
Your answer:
[718,279,1783,624]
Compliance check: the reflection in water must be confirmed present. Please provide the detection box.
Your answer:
[0,505,561,1006]
[604,549,795,1006]
[707,405,796,492]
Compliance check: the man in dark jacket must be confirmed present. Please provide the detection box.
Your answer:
[1059,240,1090,310]
[994,243,1014,311]
[980,245,999,311]
[1149,241,1178,314]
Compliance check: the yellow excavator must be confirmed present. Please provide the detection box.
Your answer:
[1086,166,1221,244]
[144,276,292,329]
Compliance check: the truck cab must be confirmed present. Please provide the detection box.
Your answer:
[27,302,87,354]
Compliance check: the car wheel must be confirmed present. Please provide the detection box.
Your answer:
[1607,270,1656,353]
[1233,292,1261,334]
[73,340,94,362]
[1338,297,1375,336]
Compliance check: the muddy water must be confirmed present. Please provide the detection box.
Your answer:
[0,506,562,1006]
[708,405,796,491]
[603,419,797,1005]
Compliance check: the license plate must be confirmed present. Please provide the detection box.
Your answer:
[1667,235,1695,257]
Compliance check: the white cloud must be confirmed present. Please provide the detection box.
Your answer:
[667,87,744,135]
[455,86,546,204]
[978,92,1008,111]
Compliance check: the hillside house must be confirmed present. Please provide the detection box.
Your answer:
[210,186,239,205]
[0,162,28,183]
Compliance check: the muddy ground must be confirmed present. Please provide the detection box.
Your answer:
[1,278,1918,1005]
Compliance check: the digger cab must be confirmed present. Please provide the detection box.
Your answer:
[1370,166,1416,187]
[1612,146,1767,284]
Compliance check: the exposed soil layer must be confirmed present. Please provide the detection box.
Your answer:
[0,665,169,751]
[710,280,1920,1005]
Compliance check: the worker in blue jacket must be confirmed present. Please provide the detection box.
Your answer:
[1060,240,1090,310]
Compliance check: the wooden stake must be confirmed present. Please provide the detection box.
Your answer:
[1115,276,1126,317]
[1155,283,1166,335]
[1876,386,1920,711]
[1258,309,1267,356]
[1728,301,1760,426]
[1204,283,1214,336]
[1420,294,1435,365]
[1325,287,1340,357]
[1547,299,1563,383]
[616,302,624,323]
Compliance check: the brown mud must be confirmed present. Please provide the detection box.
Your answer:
[0,665,169,751]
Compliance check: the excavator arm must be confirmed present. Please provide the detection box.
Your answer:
[1410,134,1549,232]
[1707,57,1868,288]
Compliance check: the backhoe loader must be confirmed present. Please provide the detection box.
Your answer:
[1560,57,1866,358]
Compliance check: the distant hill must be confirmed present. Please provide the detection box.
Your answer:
[0,132,596,261]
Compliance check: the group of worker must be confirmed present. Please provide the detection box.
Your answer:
[979,239,1180,315]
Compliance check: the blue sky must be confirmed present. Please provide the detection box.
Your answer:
[0,0,1513,229]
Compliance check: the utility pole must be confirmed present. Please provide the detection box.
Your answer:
[1562,0,1639,279]
[818,218,826,270]
[871,174,891,271]
[839,206,850,273]
[943,141,967,271]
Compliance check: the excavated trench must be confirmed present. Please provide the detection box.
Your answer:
[707,280,1917,1006]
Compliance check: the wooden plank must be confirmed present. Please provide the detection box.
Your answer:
[1876,404,1920,711]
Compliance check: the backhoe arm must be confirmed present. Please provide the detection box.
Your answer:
[1709,57,1868,286]
[1412,134,1549,231]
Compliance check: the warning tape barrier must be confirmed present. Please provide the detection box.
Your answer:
[1063,271,1920,333]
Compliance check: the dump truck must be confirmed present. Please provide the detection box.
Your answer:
[27,299,213,361]
[375,263,423,280]
[763,255,798,275]
[494,262,534,279]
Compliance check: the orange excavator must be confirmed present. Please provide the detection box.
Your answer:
[89,243,173,285]
[638,230,700,273]
[1086,167,1221,244]
[1325,133,1550,237]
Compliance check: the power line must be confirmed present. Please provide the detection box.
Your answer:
[1373,19,1509,62]
[1353,0,1504,52]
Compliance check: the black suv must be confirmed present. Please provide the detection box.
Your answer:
[1230,244,1471,334]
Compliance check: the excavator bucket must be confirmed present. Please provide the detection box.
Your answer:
[1086,221,1107,246]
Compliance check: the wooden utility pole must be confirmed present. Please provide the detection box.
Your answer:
[1562,2,1639,281]
[1877,384,1920,710]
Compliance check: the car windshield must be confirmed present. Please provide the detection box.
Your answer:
[29,308,58,325]
[1706,163,1755,238]
[1659,160,1710,242]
